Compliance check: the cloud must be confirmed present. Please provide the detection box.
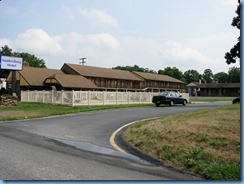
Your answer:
[219,0,238,7]
[211,0,238,10]
[15,29,63,55]
[157,41,239,74]
[157,42,221,73]
[159,42,206,63]
[61,5,75,22]
[60,32,119,53]
[0,29,119,68]
[0,29,238,74]
[0,38,15,50]
[26,31,119,68]
[79,8,118,28]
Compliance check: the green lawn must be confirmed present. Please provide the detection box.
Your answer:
[0,102,153,121]
[124,104,240,180]
[189,97,234,103]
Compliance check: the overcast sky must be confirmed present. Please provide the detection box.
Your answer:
[0,0,240,74]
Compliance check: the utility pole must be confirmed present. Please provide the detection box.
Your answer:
[11,70,16,96]
[79,58,87,65]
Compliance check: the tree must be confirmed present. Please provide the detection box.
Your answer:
[158,67,184,81]
[213,72,228,83]
[202,69,214,83]
[228,67,240,83]
[15,52,46,68]
[0,45,46,68]
[0,45,14,56]
[113,65,156,73]
[0,46,14,78]
[224,1,240,64]
[183,69,201,84]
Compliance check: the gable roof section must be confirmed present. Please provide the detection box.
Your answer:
[132,71,185,83]
[61,63,143,81]
[19,67,64,86]
[186,82,200,87]
[45,74,98,89]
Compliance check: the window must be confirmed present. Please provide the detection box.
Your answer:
[170,92,175,97]
[175,92,180,97]
[98,79,101,87]
[107,80,111,88]
[91,79,95,84]
[126,81,129,88]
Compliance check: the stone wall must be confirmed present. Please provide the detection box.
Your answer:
[0,95,18,107]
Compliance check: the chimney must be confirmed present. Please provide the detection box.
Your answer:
[199,79,201,84]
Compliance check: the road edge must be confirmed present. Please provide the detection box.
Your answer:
[110,117,204,180]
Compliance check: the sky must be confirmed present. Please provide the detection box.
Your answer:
[0,0,240,74]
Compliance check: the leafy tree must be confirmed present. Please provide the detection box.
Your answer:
[225,1,240,64]
[202,69,214,83]
[113,65,156,73]
[144,67,157,74]
[158,67,184,81]
[183,69,201,84]
[0,45,14,56]
[228,67,240,83]
[213,72,228,83]
[15,52,46,68]
[0,46,13,78]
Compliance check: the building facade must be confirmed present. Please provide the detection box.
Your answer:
[186,82,240,97]
[7,63,186,97]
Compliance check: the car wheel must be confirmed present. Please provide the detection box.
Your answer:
[155,103,160,107]
[182,100,187,106]
[169,101,174,106]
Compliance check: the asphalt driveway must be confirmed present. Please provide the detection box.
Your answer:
[1,101,230,150]
[0,101,231,180]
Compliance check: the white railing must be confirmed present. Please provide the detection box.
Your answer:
[21,90,189,106]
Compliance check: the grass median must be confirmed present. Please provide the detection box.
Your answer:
[0,102,153,121]
[124,103,240,180]
[189,97,233,103]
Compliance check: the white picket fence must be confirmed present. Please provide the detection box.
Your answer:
[21,90,189,106]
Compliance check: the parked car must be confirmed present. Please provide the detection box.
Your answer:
[152,91,187,107]
[232,97,240,104]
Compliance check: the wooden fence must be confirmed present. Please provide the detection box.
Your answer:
[21,90,189,106]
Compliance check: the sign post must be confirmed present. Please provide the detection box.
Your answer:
[0,56,23,96]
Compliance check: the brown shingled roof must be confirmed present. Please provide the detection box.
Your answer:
[45,74,98,89]
[186,82,200,87]
[62,63,143,81]
[199,83,240,88]
[19,66,64,86]
[132,71,185,83]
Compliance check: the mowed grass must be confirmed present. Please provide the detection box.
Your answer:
[124,104,240,180]
[190,97,233,103]
[0,102,153,121]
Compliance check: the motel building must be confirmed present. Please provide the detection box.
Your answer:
[5,62,186,97]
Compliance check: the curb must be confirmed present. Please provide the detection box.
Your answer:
[110,119,204,179]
